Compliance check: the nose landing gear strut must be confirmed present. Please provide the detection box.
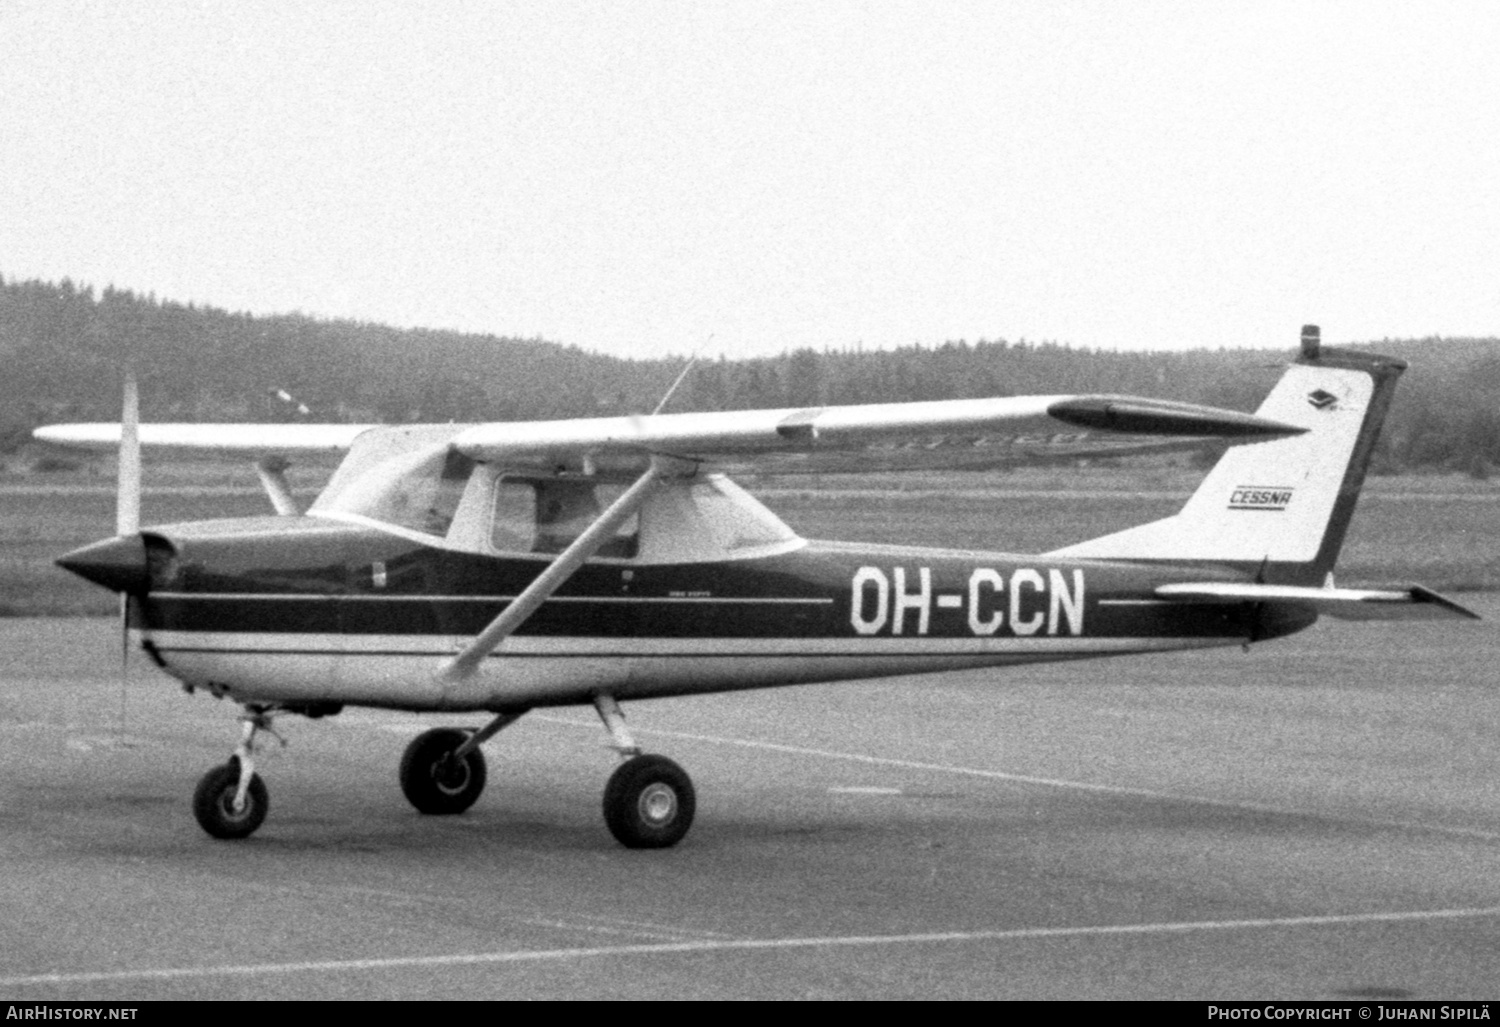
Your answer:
[192,706,283,839]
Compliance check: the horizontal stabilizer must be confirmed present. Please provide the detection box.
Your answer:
[1155,582,1480,620]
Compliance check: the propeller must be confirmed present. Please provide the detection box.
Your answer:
[115,370,141,746]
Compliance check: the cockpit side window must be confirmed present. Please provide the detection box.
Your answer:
[490,477,639,558]
[490,478,538,553]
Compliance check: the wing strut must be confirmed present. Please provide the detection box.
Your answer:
[440,460,673,681]
[254,457,300,516]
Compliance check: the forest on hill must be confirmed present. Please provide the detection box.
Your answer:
[3,275,1499,474]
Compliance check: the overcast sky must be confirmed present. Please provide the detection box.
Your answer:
[3,1,1497,360]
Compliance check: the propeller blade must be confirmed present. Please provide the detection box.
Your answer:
[116,372,141,537]
[115,372,140,747]
[118,592,130,737]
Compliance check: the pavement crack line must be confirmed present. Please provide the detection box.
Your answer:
[530,714,1500,844]
[5,905,1500,987]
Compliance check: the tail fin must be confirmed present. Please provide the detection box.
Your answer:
[1052,327,1405,585]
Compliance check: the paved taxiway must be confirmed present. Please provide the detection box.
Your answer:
[1,606,1498,1000]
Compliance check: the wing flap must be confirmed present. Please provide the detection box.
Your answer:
[1155,582,1480,620]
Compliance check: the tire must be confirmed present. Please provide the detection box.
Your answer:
[602,754,696,849]
[400,728,487,815]
[193,760,268,840]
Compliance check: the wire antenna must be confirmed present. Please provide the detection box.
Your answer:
[651,334,714,416]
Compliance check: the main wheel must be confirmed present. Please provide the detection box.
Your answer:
[400,727,487,815]
[602,754,696,849]
[193,760,269,840]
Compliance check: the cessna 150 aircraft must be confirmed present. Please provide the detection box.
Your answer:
[36,327,1476,848]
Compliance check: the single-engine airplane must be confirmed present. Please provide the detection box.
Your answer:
[36,326,1477,848]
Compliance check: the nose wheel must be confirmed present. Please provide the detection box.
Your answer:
[193,758,268,839]
[193,707,281,840]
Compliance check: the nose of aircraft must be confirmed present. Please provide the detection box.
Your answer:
[56,535,151,595]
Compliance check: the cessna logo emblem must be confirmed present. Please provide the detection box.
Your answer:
[1308,389,1338,410]
[1229,486,1293,511]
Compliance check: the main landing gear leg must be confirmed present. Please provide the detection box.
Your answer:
[594,694,696,849]
[192,706,283,840]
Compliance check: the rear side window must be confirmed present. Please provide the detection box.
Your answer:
[490,478,639,558]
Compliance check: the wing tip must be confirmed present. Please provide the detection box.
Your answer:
[1409,585,1483,620]
[1047,397,1306,440]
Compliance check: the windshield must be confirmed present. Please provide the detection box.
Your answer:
[311,431,476,538]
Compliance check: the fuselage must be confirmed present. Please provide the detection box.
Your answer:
[119,513,1313,713]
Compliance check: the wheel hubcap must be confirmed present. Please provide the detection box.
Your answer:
[434,757,469,794]
[220,789,249,820]
[638,783,677,825]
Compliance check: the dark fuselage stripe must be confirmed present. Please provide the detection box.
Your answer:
[151,646,1161,659]
[148,592,833,605]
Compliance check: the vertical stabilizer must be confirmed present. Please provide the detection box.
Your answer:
[1051,327,1405,585]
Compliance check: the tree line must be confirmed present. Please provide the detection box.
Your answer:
[3,275,1497,475]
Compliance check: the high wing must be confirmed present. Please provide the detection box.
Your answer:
[450,395,1302,474]
[31,422,376,459]
[36,394,1302,475]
